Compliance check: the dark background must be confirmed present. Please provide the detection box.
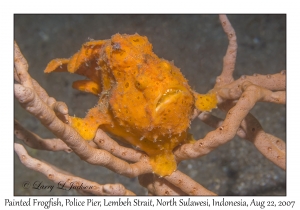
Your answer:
[14,14,286,195]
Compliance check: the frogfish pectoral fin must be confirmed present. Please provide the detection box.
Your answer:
[70,106,111,141]
[194,92,218,112]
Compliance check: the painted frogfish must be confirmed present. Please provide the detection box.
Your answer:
[45,33,217,176]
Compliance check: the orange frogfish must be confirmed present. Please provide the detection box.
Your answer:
[45,33,217,176]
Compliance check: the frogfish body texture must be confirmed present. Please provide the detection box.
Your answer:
[44,33,217,176]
